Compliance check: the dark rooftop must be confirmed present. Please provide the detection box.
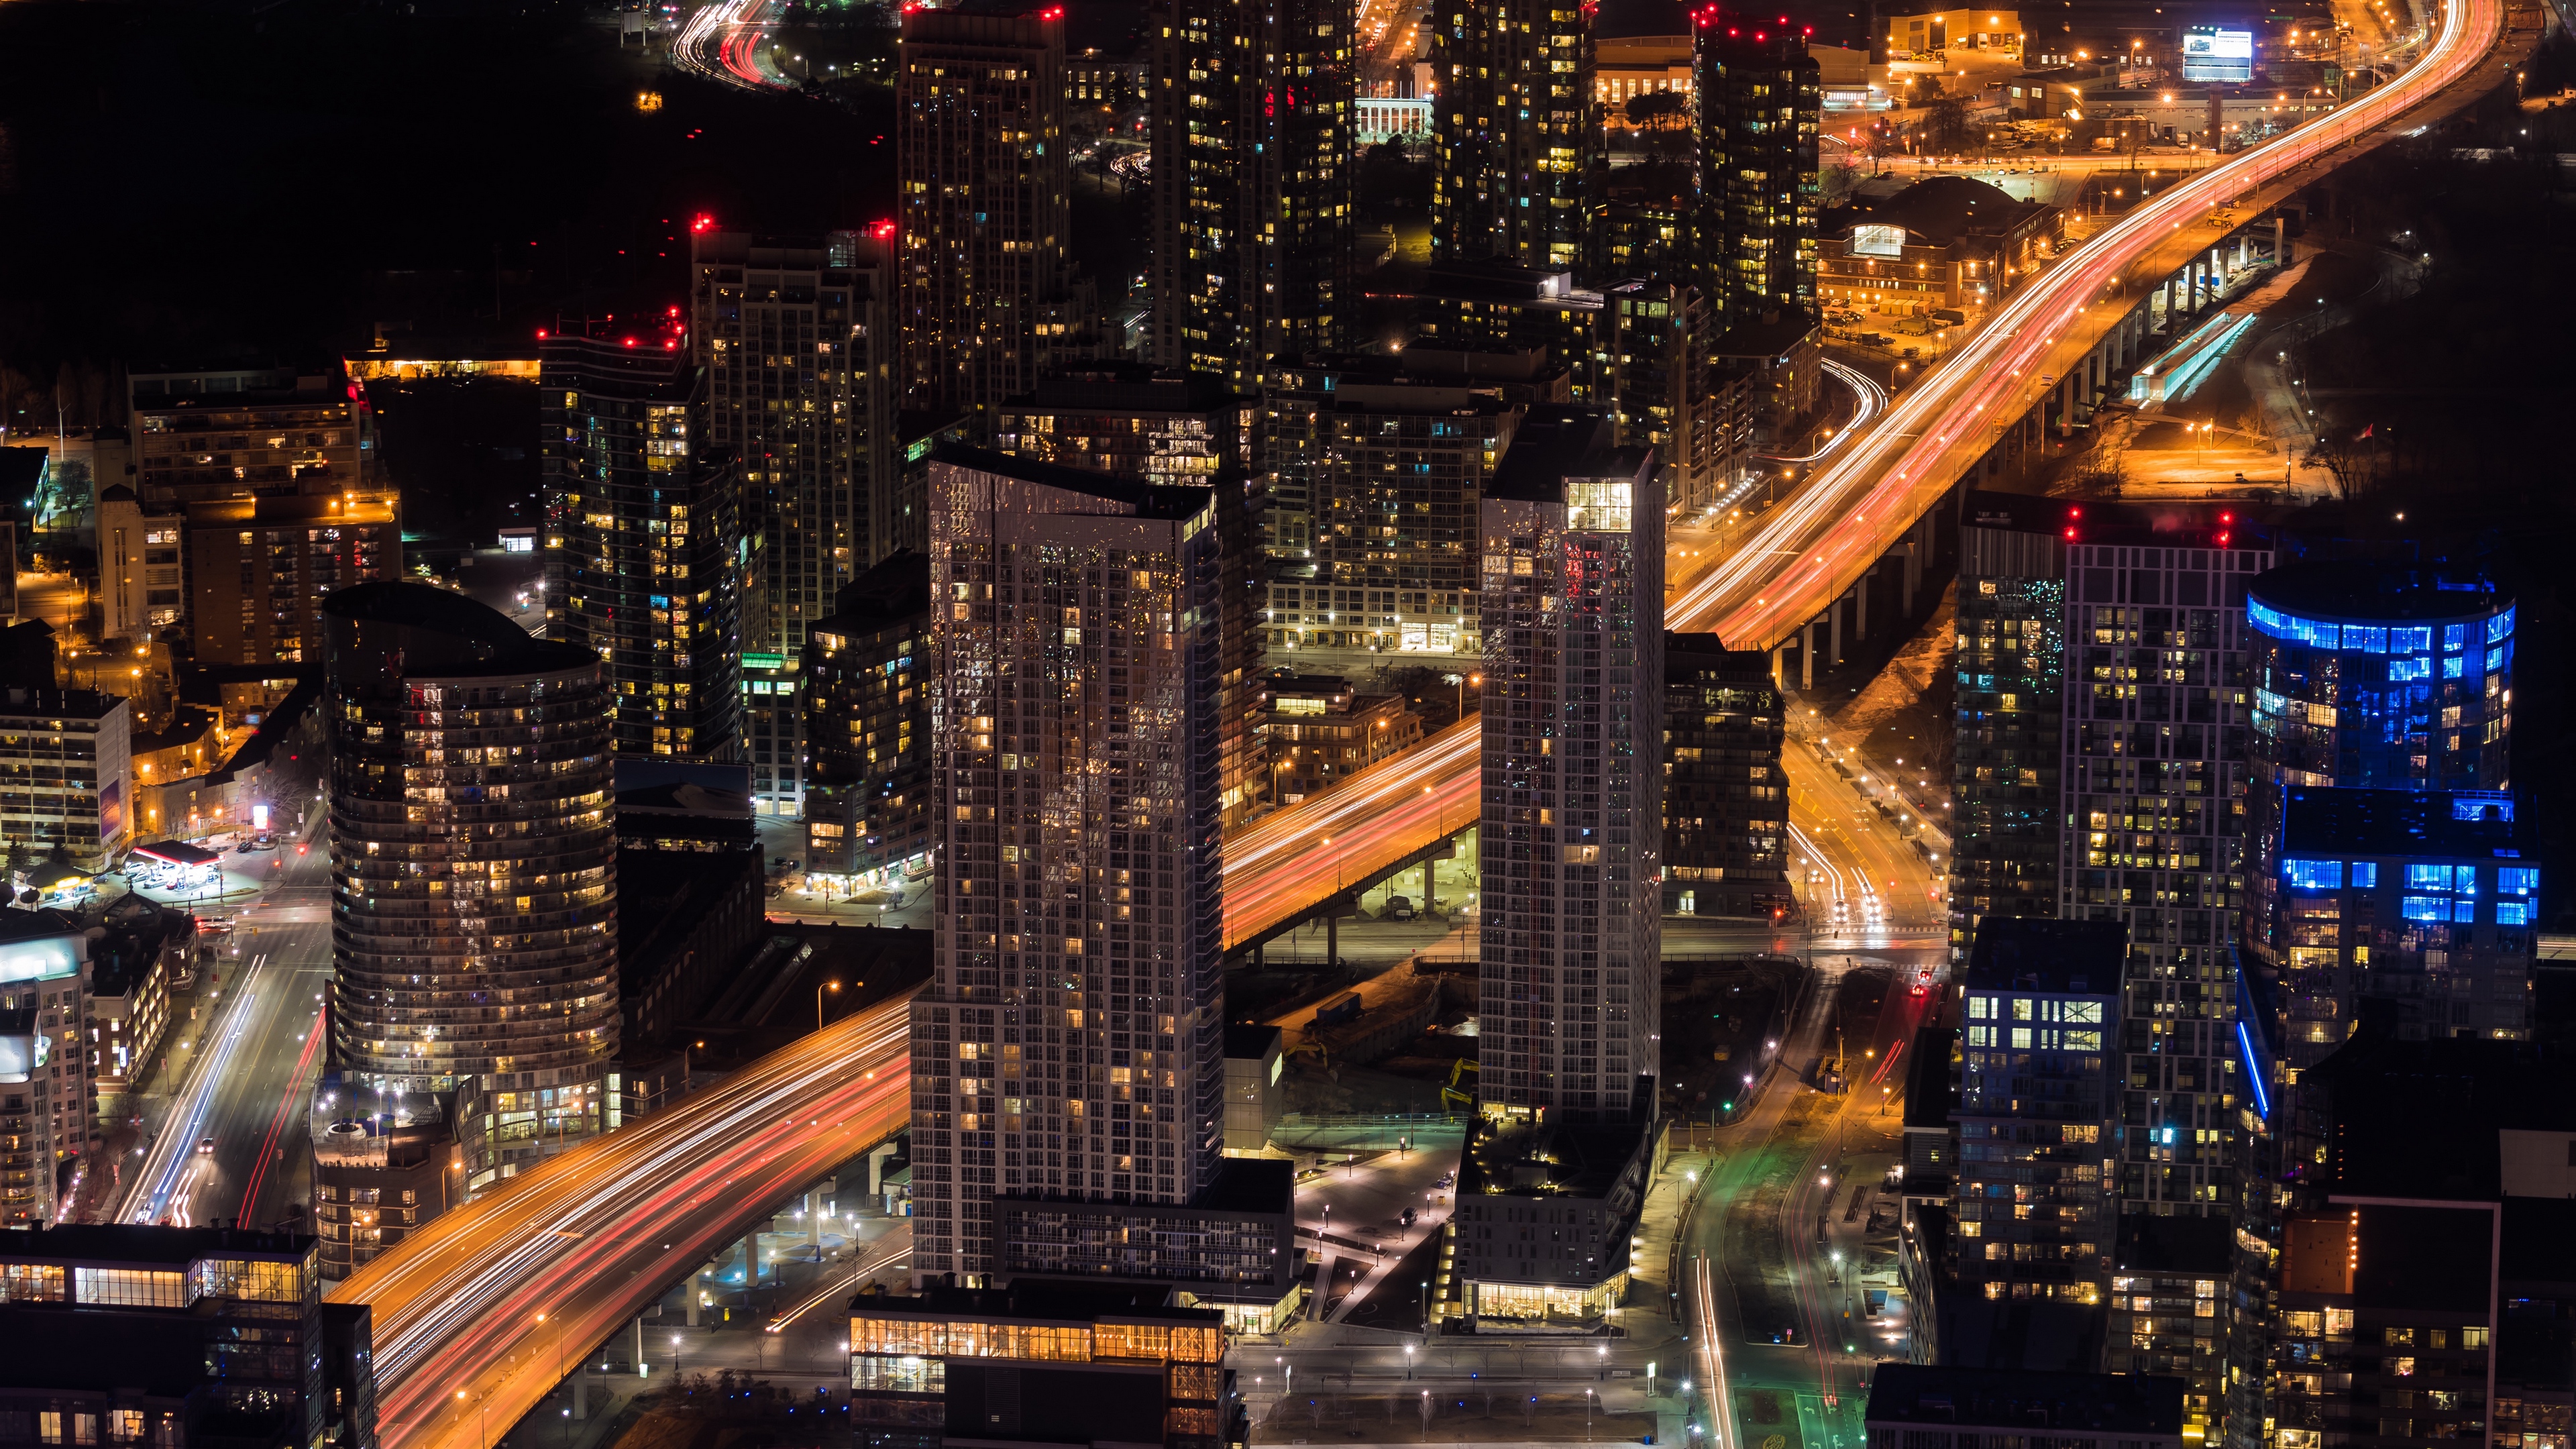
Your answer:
[1965,917,2126,996]
[2115,1212,2233,1276]
[1824,175,2054,249]
[1488,407,1633,505]
[1224,1023,1283,1061]
[1417,257,1603,311]
[1864,1362,2186,1436]
[1456,1110,1652,1200]
[1664,631,1770,684]
[822,549,932,629]
[0,1224,316,1267]
[1593,0,1690,38]
[2248,557,2509,624]
[1710,310,1823,362]
[1014,364,1252,415]
[2279,786,2524,861]
[322,581,597,677]
[929,443,1213,522]
[1962,487,2274,550]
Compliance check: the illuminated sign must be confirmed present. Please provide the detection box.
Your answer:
[252,804,272,832]
[2181,27,2253,83]
[1851,223,1907,258]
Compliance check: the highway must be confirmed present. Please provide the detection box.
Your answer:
[115,837,334,1232]
[676,0,792,92]
[1217,0,2508,950]
[334,996,914,1449]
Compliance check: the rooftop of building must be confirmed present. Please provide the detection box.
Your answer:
[2247,556,2508,623]
[818,549,931,631]
[1902,1024,1955,1130]
[851,1275,1218,1325]
[1710,309,1823,362]
[1964,916,2125,996]
[2279,786,2524,861]
[321,580,598,678]
[1417,258,1605,312]
[1864,1362,2185,1435]
[0,1307,210,1396]
[929,443,1212,522]
[1663,631,1772,684]
[1962,487,2274,550]
[183,490,398,526]
[1224,1023,1283,1061]
[1824,175,2057,249]
[2306,1026,2576,1201]
[1489,407,1647,505]
[1008,364,1254,416]
[2114,1211,2233,1276]
[0,1224,316,1267]
[536,331,697,390]
[0,686,125,723]
[1456,1108,1652,1200]
[1594,0,1690,38]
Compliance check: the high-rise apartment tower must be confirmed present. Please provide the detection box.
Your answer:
[1476,408,1663,1119]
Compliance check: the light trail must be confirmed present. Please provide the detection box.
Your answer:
[1218,0,2502,948]
[123,953,270,1224]
[340,996,918,1449]
[765,1242,912,1333]
[676,0,788,91]
[235,1008,330,1224]
[1763,360,1889,466]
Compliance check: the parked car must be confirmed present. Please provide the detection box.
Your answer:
[1385,895,1417,921]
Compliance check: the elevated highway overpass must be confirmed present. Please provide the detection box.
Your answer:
[1218,0,2520,950]
[336,2,2520,1438]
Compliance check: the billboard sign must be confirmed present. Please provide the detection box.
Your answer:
[2182,27,2253,83]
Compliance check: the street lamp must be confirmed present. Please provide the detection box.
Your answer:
[818,979,842,1033]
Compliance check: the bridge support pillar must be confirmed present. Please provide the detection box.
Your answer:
[1423,858,1437,916]
[687,1273,701,1326]
[574,1373,588,1421]
[1801,620,1818,690]
[632,1317,646,1377]
[808,1191,822,1248]
[1326,910,1338,970]
[1855,568,1872,640]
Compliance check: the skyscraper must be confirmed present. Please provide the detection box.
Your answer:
[989,368,1269,827]
[1149,0,1355,384]
[1476,408,1663,1119]
[541,329,745,759]
[688,227,901,656]
[800,549,934,881]
[1661,631,1788,918]
[1954,916,2125,1306]
[323,582,619,1186]
[909,445,1233,1283]
[1430,0,1591,275]
[900,1,1077,428]
[1693,18,1821,323]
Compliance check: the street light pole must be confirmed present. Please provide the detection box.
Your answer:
[818,979,842,1034]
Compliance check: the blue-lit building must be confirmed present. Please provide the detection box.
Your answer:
[2267,785,2534,1059]
[2243,561,2513,975]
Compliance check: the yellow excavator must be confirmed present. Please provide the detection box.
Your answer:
[1438,1057,1480,1113]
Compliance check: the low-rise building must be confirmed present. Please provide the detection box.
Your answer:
[1260,673,1425,804]
[847,1279,1238,1448]
[1662,632,1788,916]
[128,364,375,506]
[1447,1110,1654,1323]
[83,900,192,1121]
[1819,176,2063,319]
[1862,1362,2185,1449]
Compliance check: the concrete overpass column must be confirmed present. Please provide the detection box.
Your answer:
[1326,909,1338,969]
[868,1140,898,1195]
[808,1191,821,1248]
[686,1273,701,1327]
[574,1373,588,1421]
[1801,620,1819,690]
[1856,566,1873,639]
[1830,592,1847,664]
[632,1317,646,1377]
[1423,859,1436,915]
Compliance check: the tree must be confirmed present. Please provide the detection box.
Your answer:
[1921,96,1974,155]
[1624,89,1690,131]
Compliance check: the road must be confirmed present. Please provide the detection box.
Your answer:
[676,0,793,93]
[1216,0,2511,949]
[113,827,334,1231]
[335,995,915,1449]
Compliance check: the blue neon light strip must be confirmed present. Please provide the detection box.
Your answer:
[2237,1021,2271,1119]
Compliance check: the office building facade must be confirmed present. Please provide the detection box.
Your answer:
[1955,916,2123,1305]
[1661,631,1788,917]
[989,369,1268,826]
[910,446,1230,1284]
[1431,0,1591,274]
[1476,409,1662,1119]
[689,229,902,656]
[1148,0,1354,384]
[802,551,934,880]
[322,584,619,1187]
[540,332,745,759]
[0,689,133,871]
[899,2,1077,429]
[1693,22,1821,324]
